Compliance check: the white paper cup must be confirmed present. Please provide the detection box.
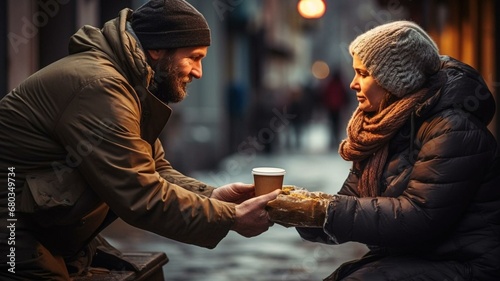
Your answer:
[252,167,286,196]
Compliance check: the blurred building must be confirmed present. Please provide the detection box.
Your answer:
[1,0,499,173]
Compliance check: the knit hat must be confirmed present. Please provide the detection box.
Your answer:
[131,0,211,50]
[349,21,441,97]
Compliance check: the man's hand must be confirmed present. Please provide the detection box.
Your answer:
[211,182,255,204]
[231,189,281,238]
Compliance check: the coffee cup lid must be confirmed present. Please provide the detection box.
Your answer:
[252,167,286,176]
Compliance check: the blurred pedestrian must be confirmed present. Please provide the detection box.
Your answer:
[321,70,349,148]
[294,21,500,280]
[284,86,306,151]
[0,0,279,280]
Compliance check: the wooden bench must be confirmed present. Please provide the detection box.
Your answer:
[73,252,168,281]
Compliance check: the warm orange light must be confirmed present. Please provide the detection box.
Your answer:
[298,0,326,19]
[311,60,330,79]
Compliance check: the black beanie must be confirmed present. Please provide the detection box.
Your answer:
[131,0,211,50]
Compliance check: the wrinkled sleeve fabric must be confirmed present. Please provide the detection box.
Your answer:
[324,110,495,247]
[152,139,216,197]
[54,77,235,249]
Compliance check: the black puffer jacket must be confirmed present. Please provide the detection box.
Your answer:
[299,56,500,280]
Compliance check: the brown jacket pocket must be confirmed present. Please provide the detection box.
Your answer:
[20,169,86,212]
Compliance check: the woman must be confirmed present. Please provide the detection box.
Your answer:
[297,21,500,280]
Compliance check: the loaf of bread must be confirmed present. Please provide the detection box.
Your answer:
[266,186,333,228]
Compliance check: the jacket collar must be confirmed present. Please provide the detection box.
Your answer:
[122,14,173,145]
[138,87,172,145]
[114,9,173,145]
[68,9,172,146]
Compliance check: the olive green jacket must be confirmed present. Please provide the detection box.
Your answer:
[0,9,235,256]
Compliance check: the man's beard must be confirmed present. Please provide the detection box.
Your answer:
[148,55,188,104]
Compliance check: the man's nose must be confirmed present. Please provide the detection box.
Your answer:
[191,61,202,79]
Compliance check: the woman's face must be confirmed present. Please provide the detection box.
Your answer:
[349,54,387,113]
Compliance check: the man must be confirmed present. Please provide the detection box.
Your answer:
[0,0,279,279]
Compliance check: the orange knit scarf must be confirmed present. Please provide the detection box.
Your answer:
[338,89,427,197]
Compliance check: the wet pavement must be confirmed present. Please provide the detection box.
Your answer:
[101,124,369,281]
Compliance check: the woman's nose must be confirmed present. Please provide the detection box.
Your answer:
[349,77,357,90]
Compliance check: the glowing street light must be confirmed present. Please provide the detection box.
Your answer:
[311,60,330,79]
[298,0,326,19]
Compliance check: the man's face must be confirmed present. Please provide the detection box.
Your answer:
[148,46,208,103]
